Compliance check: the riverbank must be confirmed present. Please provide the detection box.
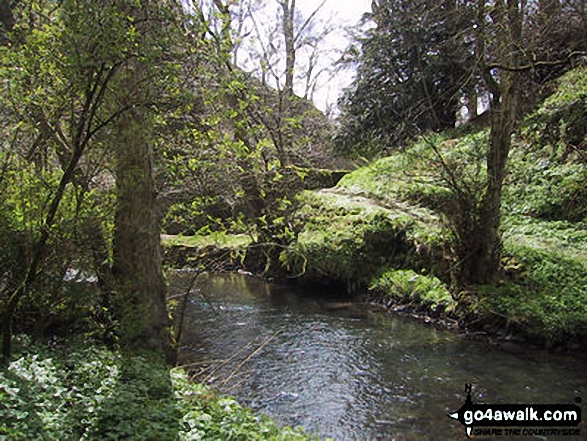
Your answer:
[163,66,587,352]
[284,66,587,351]
[0,337,311,440]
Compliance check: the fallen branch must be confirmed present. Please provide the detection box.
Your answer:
[222,327,285,387]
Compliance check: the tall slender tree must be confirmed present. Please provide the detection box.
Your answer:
[460,0,523,284]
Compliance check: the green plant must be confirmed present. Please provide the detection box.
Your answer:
[0,340,314,440]
[369,269,456,315]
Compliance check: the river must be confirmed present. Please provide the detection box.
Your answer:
[175,272,586,440]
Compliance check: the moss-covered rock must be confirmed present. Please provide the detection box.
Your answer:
[282,187,452,293]
[369,269,457,316]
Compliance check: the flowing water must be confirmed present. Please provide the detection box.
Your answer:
[175,272,586,440]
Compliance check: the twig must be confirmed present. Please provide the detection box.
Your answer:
[222,327,285,387]
[195,339,255,382]
[420,133,472,199]
[174,271,201,347]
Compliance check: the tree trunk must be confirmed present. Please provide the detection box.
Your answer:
[108,0,174,363]
[276,0,295,165]
[0,0,15,45]
[112,110,172,360]
[460,0,521,285]
[465,71,518,283]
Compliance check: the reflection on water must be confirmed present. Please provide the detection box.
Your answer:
[175,272,586,440]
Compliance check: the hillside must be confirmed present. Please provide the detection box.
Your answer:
[282,65,587,349]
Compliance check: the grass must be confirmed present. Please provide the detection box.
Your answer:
[162,232,252,249]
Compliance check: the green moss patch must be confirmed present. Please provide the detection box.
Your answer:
[369,269,457,315]
[472,217,587,344]
[162,233,252,250]
[505,66,587,222]
[282,187,452,293]
[162,233,252,269]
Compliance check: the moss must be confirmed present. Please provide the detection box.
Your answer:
[369,269,457,315]
[282,187,452,293]
[161,233,252,270]
[161,233,252,250]
[476,243,587,345]
[468,216,587,344]
[505,66,587,222]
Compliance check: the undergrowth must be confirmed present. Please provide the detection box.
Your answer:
[471,217,587,344]
[0,339,311,440]
[369,269,457,315]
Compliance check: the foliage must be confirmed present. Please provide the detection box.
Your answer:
[0,340,311,440]
[0,339,122,440]
[474,221,587,344]
[0,0,185,360]
[156,63,334,278]
[0,155,113,339]
[505,66,587,222]
[172,371,310,440]
[335,0,472,154]
[336,0,586,158]
[369,269,456,315]
[283,65,587,344]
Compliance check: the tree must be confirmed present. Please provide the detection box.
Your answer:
[336,0,474,155]
[1,0,184,364]
[337,0,584,285]
[207,0,333,165]
[457,0,523,284]
[85,0,184,360]
[0,0,136,364]
[456,0,584,284]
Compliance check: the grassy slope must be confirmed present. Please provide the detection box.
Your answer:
[488,66,587,344]
[283,142,457,313]
[288,66,587,346]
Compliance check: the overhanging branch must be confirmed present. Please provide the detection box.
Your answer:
[486,51,585,72]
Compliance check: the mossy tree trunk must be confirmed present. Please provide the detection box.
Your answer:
[110,1,173,362]
[112,109,172,359]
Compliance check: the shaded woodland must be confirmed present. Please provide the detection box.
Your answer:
[0,0,586,438]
